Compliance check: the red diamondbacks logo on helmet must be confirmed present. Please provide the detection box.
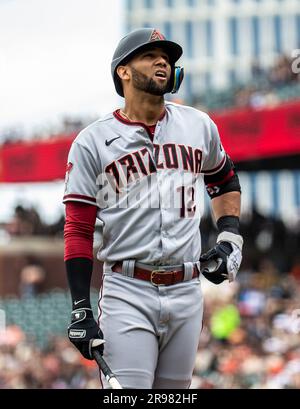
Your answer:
[150,29,165,41]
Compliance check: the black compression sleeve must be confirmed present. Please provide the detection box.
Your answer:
[217,215,240,235]
[204,155,241,199]
[65,257,93,310]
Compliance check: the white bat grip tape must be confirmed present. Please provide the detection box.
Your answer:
[107,376,123,389]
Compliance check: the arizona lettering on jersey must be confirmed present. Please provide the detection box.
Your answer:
[104,143,203,192]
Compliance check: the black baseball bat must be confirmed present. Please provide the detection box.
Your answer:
[92,349,123,389]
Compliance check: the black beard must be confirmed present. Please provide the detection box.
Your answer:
[131,67,169,96]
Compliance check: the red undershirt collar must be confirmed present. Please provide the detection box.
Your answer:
[113,109,166,139]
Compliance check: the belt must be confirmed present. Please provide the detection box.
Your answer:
[112,262,199,286]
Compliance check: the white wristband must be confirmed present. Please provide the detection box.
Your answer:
[217,231,243,251]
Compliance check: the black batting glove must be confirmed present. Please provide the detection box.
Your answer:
[200,241,233,284]
[68,307,104,360]
[200,216,243,285]
[200,230,243,285]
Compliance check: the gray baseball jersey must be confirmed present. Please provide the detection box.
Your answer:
[63,101,225,265]
[63,101,226,388]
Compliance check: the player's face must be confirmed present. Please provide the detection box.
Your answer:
[128,48,172,96]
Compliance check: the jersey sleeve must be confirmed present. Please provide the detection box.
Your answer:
[63,142,100,207]
[201,118,226,175]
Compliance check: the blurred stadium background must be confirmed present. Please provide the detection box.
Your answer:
[1,0,300,389]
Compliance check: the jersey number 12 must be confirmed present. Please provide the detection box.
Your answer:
[177,186,196,218]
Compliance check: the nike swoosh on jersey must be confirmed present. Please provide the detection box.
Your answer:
[105,136,121,146]
[74,298,86,305]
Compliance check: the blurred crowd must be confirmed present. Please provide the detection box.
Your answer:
[258,54,299,87]
[233,54,300,109]
[0,328,100,389]
[0,116,95,147]
[192,272,300,389]
[193,53,300,112]
[3,205,64,237]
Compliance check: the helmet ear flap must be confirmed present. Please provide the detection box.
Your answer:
[170,66,184,94]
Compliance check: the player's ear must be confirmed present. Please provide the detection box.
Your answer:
[116,65,130,81]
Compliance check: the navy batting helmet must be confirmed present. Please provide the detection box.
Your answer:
[111,28,184,97]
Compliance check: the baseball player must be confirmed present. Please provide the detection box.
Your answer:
[63,28,243,389]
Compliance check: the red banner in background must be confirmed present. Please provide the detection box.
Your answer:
[211,100,300,161]
[0,134,75,183]
[0,101,300,183]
